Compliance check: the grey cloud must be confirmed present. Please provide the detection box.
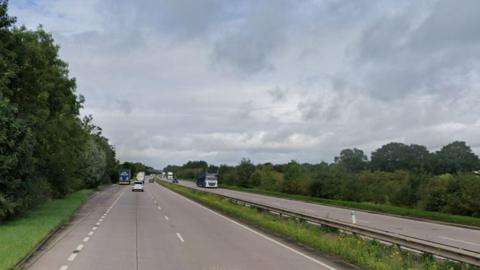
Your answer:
[10,0,480,168]
[268,87,287,102]
[212,0,292,73]
[102,0,230,39]
[352,0,480,99]
[409,0,480,51]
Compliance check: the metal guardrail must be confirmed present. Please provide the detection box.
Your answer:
[173,183,480,267]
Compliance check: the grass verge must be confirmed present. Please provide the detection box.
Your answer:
[0,189,94,270]
[222,185,480,228]
[160,181,479,270]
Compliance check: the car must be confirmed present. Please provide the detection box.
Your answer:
[172,178,179,184]
[132,181,144,192]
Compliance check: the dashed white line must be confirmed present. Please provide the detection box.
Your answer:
[176,232,185,242]
[83,237,90,242]
[76,244,84,251]
[164,215,169,221]
[96,222,101,226]
[60,265,68,270]
[67,253,77,261]
[160,184,336,270]
[88,231,94,236]
[157,206,162,210]
[92,226,98,231]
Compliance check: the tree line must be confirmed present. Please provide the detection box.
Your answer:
[165,141,480,217]
[0,2,117,221]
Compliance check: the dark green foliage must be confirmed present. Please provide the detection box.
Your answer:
[0,2,117,221]
[371,143,431,172]
[432,141,480,174]
[218,165,236,185]
[207,141,480,219]
[235,158,255,187]
[282,161,309,194]
[334,148,368,173]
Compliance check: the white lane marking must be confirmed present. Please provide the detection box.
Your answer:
[176,232,185,242]
[440,236,480,247]
[88,231,94,236]
[67,253,77,261]
[157,206,162,210]
[60,265,68,270]
[160,184,336,270]
[164,215,169,221]
[76,244,84,251]
[99,218,104,222]
[96,222,101,226]
[92,226,98,231]
[357,219,369,224]
[83,237,90,242]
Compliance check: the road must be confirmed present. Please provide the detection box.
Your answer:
[176,180,480,255]
[26,182,348,270]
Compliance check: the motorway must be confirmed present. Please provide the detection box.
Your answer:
[25,182,349,270]
[176,180,480,255]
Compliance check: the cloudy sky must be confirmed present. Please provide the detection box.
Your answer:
[10,0,480,168]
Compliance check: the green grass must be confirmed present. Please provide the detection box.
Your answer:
[160,181,479,270]
[222,185,480,228]
[0,189,94,270]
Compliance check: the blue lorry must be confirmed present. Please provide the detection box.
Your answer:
[196,172,218,188]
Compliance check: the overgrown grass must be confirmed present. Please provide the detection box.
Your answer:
[222,185,480,228]
[160,181,479,270]
[0,189,93,270]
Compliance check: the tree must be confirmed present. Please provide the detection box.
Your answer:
[207,164,219,173]
[282,161,309,195]
[218,165,236,186]
[370,143,431,172]
[80,138,106,188]
[236,158,255,187]
[433,141,480,174]
[249,165,283,190]
[334,148,368,173]
[0,1,117,220]
[0,96,35,220]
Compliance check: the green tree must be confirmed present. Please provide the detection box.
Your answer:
[218,165,236,186]
[0,96,36,220]
[370,143,431,172]
[282,161,309,195]
[334,148,368,173]
[236,158,255,187]
[433,141,480,174]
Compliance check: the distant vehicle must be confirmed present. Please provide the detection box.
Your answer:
[136,172,146,183]
[132,181,144,192]
[196,173,218,188]
[172,178,179,184]
[167,172,174,180]
[119,169,131,185]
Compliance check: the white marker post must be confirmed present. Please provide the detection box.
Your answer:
[351,211,356,224]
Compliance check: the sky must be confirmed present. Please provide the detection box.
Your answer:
[9,0,480,169]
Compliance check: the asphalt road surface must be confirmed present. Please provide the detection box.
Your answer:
[26,183,349,270]
[176,180,480,255]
